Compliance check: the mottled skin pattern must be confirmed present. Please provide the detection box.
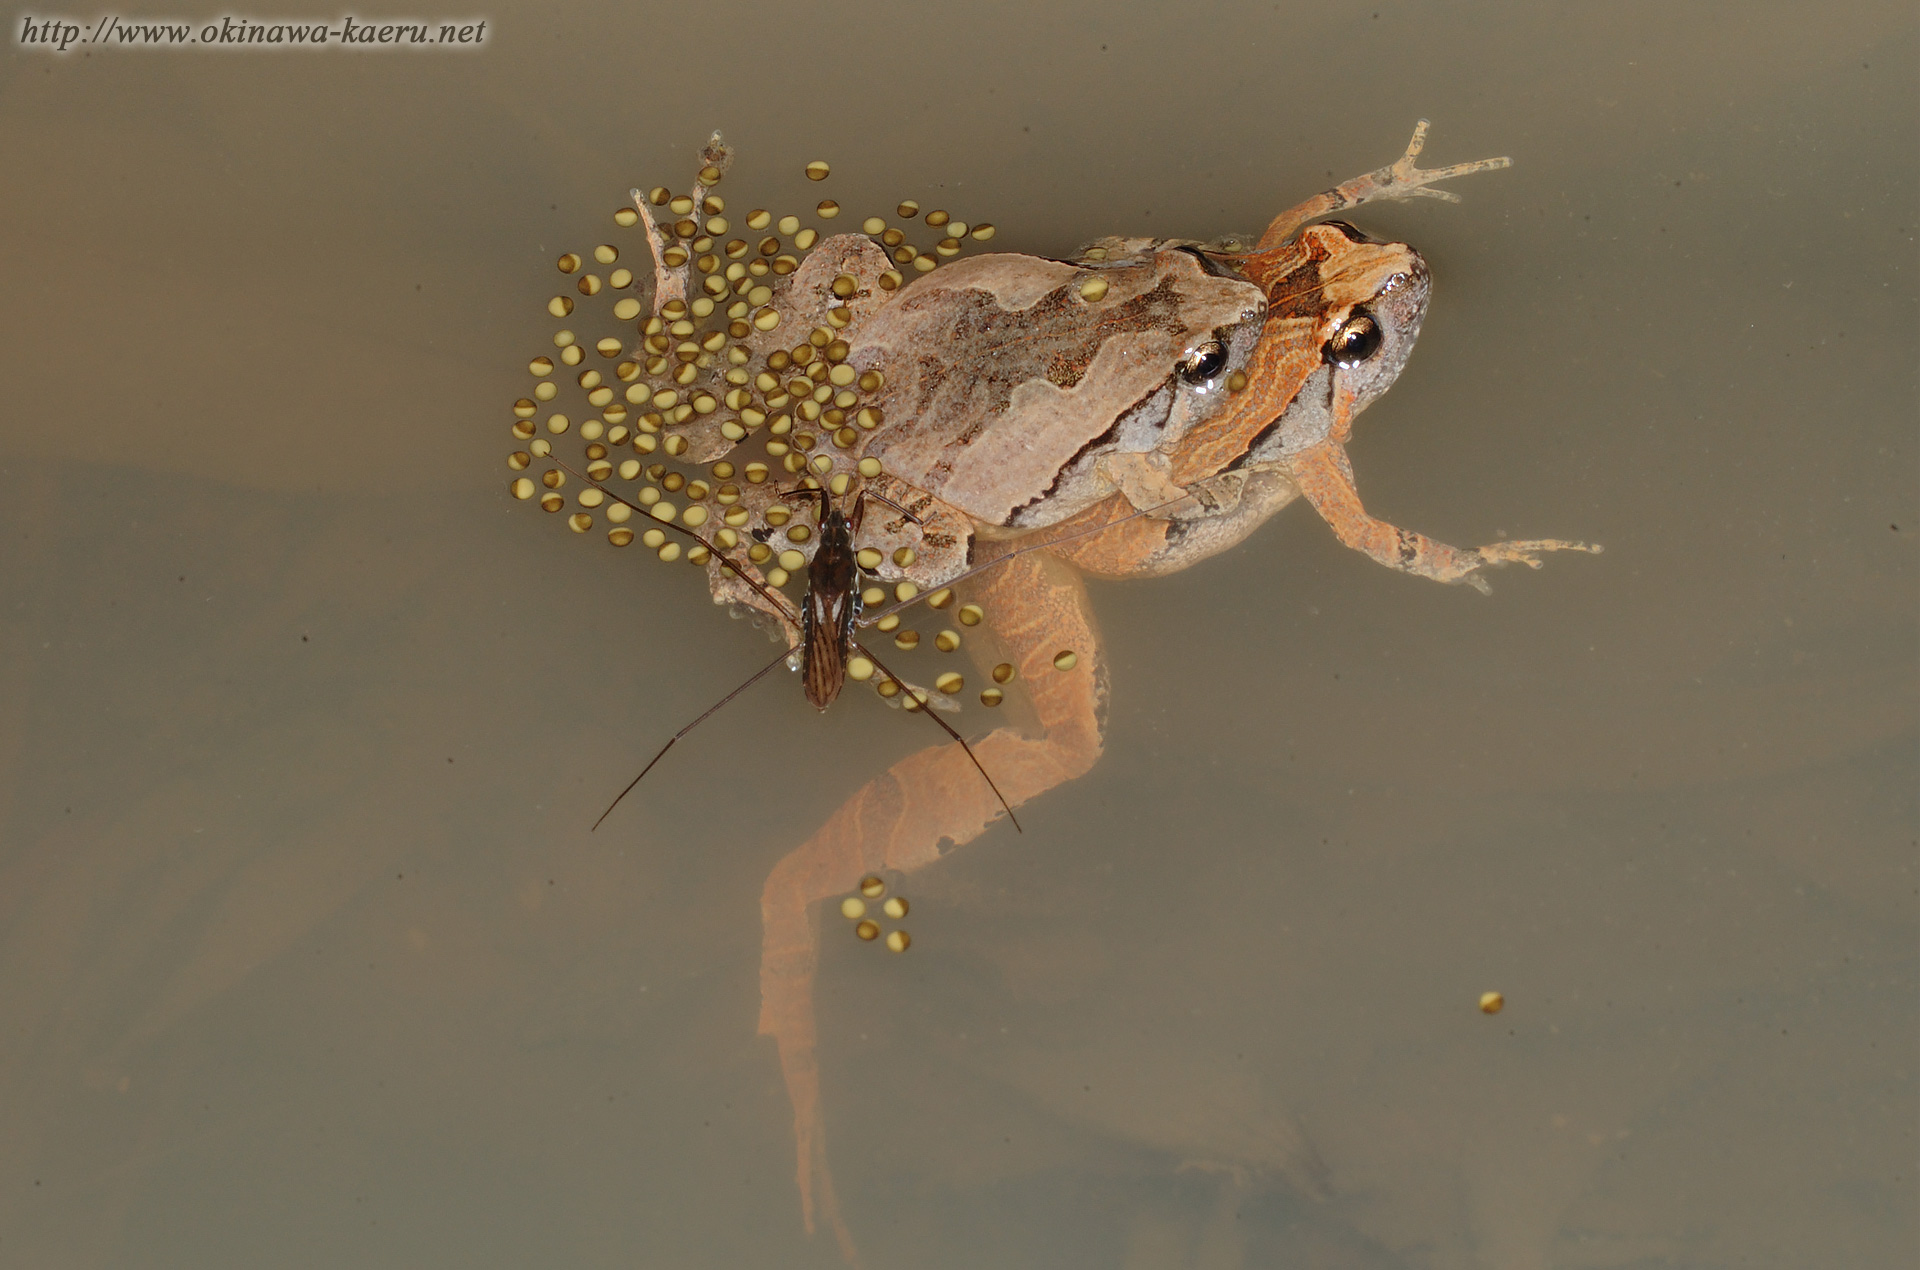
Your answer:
[751,123,1598,1261]
[852,249,1261,529]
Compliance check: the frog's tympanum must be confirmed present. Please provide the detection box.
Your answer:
[507,123,1596,1261]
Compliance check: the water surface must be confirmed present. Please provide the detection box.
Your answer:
[2,3,1913,1266]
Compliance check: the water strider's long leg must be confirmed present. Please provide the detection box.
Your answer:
[757,546,1105,1260]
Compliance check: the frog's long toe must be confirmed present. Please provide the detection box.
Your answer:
[1470,537,1603,580]
[1385,119,1512,203]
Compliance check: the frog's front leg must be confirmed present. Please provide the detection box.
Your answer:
[1253,118,1511,252]
[1288,440,1599,594]
[757,547,1104,1260]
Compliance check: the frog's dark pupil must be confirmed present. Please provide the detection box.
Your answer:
[1181,341,1226,383]
[1325,314,1382,368]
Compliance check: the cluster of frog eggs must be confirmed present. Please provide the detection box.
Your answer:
[505,154,1024,710]
[842,874,910,952]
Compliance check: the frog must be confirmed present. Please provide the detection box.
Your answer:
[506,123,1596,1263]
[741,125,1597,1260]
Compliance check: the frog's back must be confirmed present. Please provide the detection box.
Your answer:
[852,248,1263,528]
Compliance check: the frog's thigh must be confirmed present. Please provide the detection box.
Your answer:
[756,547,1105,1249]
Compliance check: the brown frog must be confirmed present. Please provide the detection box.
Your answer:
[742,125,1598,1261]
[506,123,1596,1263]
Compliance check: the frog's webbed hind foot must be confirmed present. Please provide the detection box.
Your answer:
[1257,119,1511,251]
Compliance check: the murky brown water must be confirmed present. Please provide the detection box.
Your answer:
[2,4,1913,1267]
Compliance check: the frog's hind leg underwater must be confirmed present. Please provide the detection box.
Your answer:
[758,546,1103,1263]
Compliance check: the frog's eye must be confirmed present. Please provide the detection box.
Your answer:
[1324,313,1382,368]
[1179,340,1227,384]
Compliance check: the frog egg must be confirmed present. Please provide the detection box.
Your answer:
[1480,992,1505,1015]
[840,897,867,920]
[885,930,910,953]
[859,875,886,899]
[882,897,908,919]
[805,161,830,181]
[855,920,880,942]
[1053,650,1079,672]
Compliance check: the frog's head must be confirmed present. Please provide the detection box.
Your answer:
[1285,220,1430,418]
[1244,218,1430,410]
[1169,220,1432,480]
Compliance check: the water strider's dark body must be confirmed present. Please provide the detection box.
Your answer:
[562,465,1030,833]
[801,502,860,709]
